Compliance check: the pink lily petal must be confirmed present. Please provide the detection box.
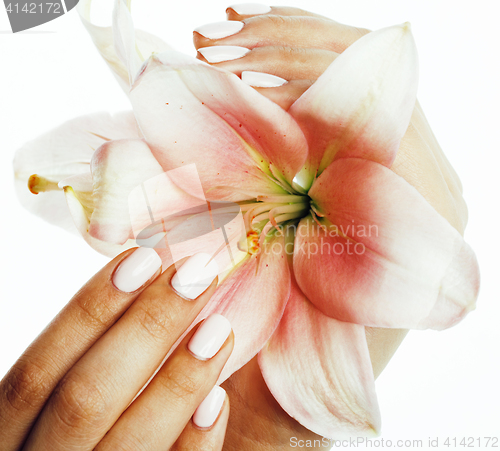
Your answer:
[289,24,418,189]
[129,52,309,200]
[13,111,139,233]
[78,0,171,92]
[258,280,380,439]
[61,176,137,257]
[294,158,479,330]
[86,139,165,244]
[201,234,291,383]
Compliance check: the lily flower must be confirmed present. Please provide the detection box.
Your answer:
[13,0,479,438]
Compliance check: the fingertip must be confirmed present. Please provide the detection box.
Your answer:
[226,3,272,20]
[192,386,229,431]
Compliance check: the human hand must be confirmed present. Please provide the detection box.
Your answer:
[0,248,233,451]
[193,5,469,450]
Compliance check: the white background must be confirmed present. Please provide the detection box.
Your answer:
[1,0,499,449]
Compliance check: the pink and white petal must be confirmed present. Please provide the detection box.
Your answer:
[87,139,166,244]
[200,234,291,383]
[294,158,479,330]
[129,52,308,200]
[78,0,171,92]
[62,179,137,257]
[14,179,77,234]
[289,24,418,188]
[13,111,140,233]
[258,281,380,439]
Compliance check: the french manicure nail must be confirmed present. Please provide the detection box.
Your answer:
[188,314,232,360]
[193,386,226,428]
[242,71,287,87]
[195,21,244,40]
[228,3,271,15]
[112,247,162,293]
[198,45,250,63]
[171,253,219,300]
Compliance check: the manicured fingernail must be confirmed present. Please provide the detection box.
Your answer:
[193,386,226,429]
[113,247,162,293]
[228,3,271,15]
[242,70,287,87]
[188,314,232,360]
[198,45,250,63]
[171,253,219,300]
[195,21,244,39]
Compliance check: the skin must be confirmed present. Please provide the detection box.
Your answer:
[0,250,233,451]
[0,6,468,451]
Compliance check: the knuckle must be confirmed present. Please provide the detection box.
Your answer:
[278,46,308,60]
[52,373,108,430]
[261,13,290,27]
[161,362,206,401]
[73,291,112,329]
[134,289,179,341]
[1,361,53,411]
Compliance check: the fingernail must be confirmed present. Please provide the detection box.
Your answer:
[112,247,162,293]
[242,70,287,87]
[228,3,271,15]
[198,45,250,63]
[195,21,244,40]
[188,314,232,360]
[193,386,226,429]
[171,253,219,300]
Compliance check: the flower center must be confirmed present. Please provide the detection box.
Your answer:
[238,193,311,255]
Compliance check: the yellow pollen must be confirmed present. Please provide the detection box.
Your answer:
[28,174,60,194]
[247,231,260,255]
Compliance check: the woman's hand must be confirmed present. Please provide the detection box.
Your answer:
[193,5,469,450]
[0,248,233,451]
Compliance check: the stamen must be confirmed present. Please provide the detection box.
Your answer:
[258,221,275,248]
[274,211,309,224]
[310,203,325,217]
[252,211,271,224]
[257,194,307,203]
[28,175,60,194]
[244,202,280,232]
[311,209,328,232]
[270,203,309,228]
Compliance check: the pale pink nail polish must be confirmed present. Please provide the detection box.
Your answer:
[171,253,219,300]
[193,386,226,429]
[195,21,244,39]
[188,314,232,360]
[241,70,287,87]
[112,247,162,293]
[198,45,250,63]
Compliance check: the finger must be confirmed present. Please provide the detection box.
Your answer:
[250,78,314,110]
[0,246,162,451]
[95,315,233,451]
[172,392,230,451]
[194,14,369,53]
[197,46,338,80]
[226,4,328,21]
[23,254,220,451]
